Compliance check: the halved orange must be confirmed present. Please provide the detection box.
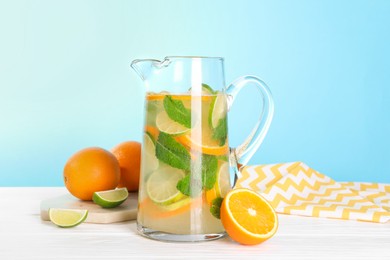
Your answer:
[220,188,278,245]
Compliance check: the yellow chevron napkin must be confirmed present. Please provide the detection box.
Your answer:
[235,162,390,223]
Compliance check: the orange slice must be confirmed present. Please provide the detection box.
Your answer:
[146,94,213,102]
[145,126,159,140]
[176,134,228,156]
[220,188,278,245]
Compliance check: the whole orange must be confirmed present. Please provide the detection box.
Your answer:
[111,141,141,192]
[63,147,120,201]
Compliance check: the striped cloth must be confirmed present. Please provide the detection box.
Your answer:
[235,162,390,223]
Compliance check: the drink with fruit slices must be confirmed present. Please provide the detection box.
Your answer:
[131,56,274,242]
[137,87,232,241]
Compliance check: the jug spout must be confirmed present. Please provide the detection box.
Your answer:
[131,59,160,81]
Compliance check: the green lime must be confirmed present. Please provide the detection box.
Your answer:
[49,208,88,228]
[188,83,215,94]
[209,93,228,129]
[215,162,231,198]
[156,111,190,136]
[143,132,159,172]
[146,164,185,205]
[92,188,128,208]
[201,83,215,94]
[160,197,191,211]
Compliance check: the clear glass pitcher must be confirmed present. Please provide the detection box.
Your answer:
[131,56,274,242]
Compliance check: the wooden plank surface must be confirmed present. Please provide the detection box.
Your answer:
[1,187,390,259]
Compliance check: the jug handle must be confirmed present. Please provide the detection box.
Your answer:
[226,75,274,171]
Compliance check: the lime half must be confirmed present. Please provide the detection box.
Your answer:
[146,164,185,205]
[209,93,228,129]
[156,111,190,136]
[92,188,128,208]
[49,208,88,228]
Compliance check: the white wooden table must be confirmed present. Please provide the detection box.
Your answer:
[1,187,389,259]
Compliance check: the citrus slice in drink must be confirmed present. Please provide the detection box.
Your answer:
[176,130,228,156]
[201,83,215,94]
[209,93,228,129]
[49,208,88,228]
[92,188,128,208]
[146,164,185,205]
[143,132,159,172]
[147,93,212,102]
[206,162,231,205]
[156,111,190,136]
[188,83,215,95]
[215,162,231,197]
[220,188,278,245]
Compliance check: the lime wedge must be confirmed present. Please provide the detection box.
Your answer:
[215,162,231,198]
[92,188,128,208]
[143,132,159,172]
[209,93,228,129]
[146,164,185,205]
[156,111,190,136]
[49,208,88,228]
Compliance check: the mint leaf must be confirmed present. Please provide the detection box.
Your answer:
[155,132,191,171]
[200,154,218,190]
[163,96,191,128]
[210,197,223,219]
[176,174,202,197]
[176,154,218,196]
[212,116,228,145]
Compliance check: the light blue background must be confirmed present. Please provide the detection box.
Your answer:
[1,0,389,186]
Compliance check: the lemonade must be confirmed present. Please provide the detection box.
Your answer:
[137,87,232,239]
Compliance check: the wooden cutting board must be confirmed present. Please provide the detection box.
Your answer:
[40,192,138,224]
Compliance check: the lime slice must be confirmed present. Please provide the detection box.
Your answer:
[49,208,88,228]
[188,83,215,94]
[209,93,228,129]
[92,188,128,208]
[146,164,185,205]
[205,161,231,205]
[156,111,190,136]
[160,197,191,211]
[215,162,231,198]
[143,132,159,172]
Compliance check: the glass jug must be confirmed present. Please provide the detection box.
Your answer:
[131,56,274,242]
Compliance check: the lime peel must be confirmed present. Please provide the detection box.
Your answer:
[92,188,128,208]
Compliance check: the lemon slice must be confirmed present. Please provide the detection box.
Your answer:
[209,93,228,129]
[49,208,88,228]
[92,188,128,208]
[143,132,159,172]
[146,164,185,205]
[156,111,190,136]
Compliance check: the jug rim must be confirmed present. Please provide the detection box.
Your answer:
[165,56,223,60]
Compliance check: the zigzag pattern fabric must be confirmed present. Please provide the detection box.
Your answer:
[235,162,390,223]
